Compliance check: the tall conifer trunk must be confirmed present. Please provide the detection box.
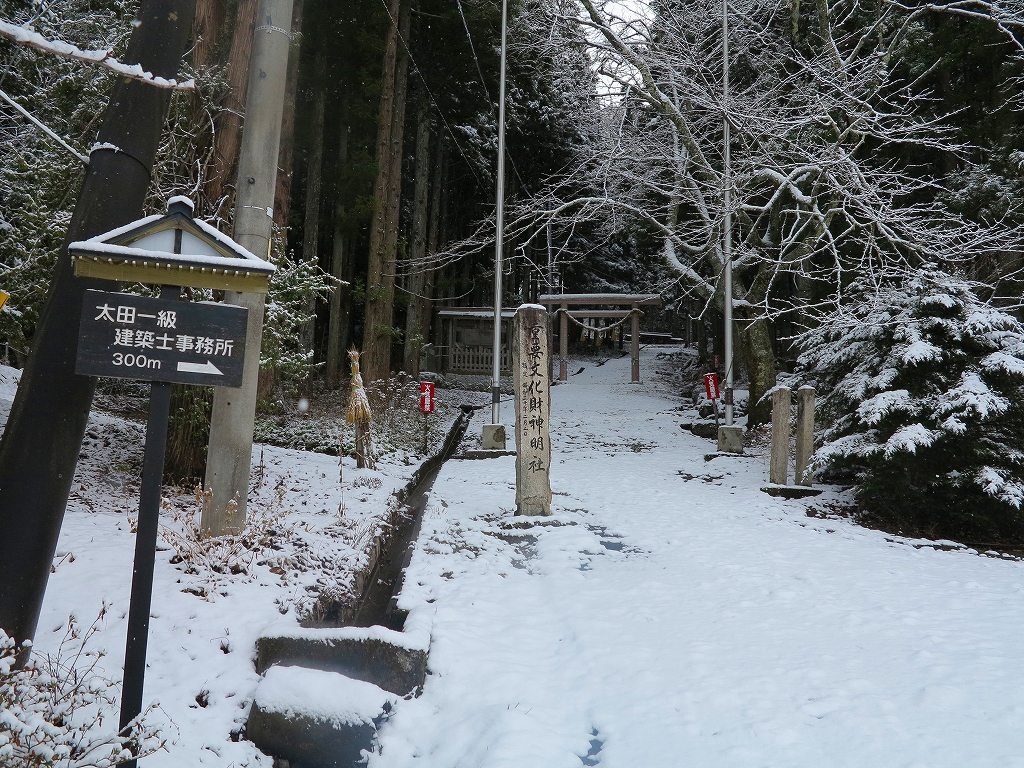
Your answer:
[327,121,351,388]
[403,88,431,375]
[273,0,305,242]
[362,0,412,382]
[300,50,328,358]
[206,0,258,216]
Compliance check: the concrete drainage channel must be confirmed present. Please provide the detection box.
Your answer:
[246,405,479,768]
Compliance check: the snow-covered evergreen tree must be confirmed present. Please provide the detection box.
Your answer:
[799,268,1024,540]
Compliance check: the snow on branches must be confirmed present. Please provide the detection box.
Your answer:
[456,0,1024,327]
[0,20,194,90]
[0,608,174,768]
[799,267,1024,534]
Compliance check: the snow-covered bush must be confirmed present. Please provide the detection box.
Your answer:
[259,226,335,380]
[0,609,172,768]
[159,485,295,597]
[799,268,1024,540]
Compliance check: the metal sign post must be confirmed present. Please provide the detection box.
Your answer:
[74,287,248,767]
[419,381,435,454]
[704,372,722,428]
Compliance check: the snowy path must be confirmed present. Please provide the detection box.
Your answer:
[376,349,1024,768]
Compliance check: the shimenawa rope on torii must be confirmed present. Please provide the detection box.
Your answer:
[553,307,644,337]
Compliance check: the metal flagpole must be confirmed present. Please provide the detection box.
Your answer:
[491,0,509,426]
[722,0,734,427]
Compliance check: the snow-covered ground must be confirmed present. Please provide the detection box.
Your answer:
[12,365,430,768]
[12,346,1024,767]
[374,348,1024,767]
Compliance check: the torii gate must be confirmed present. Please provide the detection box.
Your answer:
[539,293,662,382]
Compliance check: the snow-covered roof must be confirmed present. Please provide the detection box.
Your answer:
[69,198,275,293]
[437,307,517,319]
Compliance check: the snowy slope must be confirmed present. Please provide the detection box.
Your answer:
[18,367,424,768]
[373,349,1024,768]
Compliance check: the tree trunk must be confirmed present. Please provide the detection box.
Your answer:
[327,122,351,388]
[402,88,431,376]
[361,0,412,383]
[206,0,258,217]
[274,0,305,243]
[0,0,198,655]
[421,139,445,348]
[188,0,226,216]
[191,0,225,70]
[300,52,327,358]
[737,313,776,428]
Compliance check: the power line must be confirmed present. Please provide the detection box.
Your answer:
[375,0,485,189]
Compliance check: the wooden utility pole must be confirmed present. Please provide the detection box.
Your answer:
[202,0,295,535]
[0,0,198,655]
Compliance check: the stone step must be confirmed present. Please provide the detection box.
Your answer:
[247,665,397,768]
[255,621,429,696]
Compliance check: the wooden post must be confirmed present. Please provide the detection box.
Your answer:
[795,386,815,486]
[514,305,552,516]
[559,302,568,381]
[770,387,791,485]
[630,303,640,383]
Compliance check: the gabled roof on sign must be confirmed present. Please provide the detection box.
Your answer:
[69,197,274,273]
[68,197,275,293]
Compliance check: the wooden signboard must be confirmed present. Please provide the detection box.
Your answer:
[75,289,248,387]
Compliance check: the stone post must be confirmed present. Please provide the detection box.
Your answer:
[795,386,815,486]
[514,304,552,516]
[559,302,568,381]
[630,303,640,383]
[770,387,791,485]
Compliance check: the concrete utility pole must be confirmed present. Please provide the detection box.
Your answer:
[203,0,295,535]
[0,0,198,655]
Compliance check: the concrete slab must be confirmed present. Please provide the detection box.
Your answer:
[255,625,427,696]
[247,666,395,768]
[482,423,507,450]
[717,425,744,454]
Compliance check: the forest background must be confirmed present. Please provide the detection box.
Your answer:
[4,0,1024,543]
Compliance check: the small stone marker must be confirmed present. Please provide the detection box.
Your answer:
[513,304,552,516]
[794,386,815,486]
[770,387,791,485]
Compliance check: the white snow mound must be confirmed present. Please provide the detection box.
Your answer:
[254,665,396,727]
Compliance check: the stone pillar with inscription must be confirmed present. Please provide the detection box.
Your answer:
[514,304,552,516]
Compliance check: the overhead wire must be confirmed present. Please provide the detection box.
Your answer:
[450,0,534,199]
[375,0,485,189]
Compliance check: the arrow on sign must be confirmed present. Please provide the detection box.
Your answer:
[177,360,223,375]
